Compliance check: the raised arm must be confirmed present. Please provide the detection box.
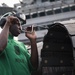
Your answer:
[25,26,38,69]
[0,16,19,52]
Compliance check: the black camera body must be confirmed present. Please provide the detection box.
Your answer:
[0,18,6,27]
[0,12,26,28]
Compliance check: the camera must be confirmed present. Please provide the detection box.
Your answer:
[0,11,26,28]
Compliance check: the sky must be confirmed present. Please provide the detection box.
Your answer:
[0,0,20,7]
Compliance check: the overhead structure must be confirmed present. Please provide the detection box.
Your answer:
[13,0,75,44]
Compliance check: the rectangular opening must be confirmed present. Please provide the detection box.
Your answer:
[62,7,70,12]
[41,0,49,2]
[39,11,46,17]
[46,10,53,15]
[70,5,75,11]
[31,13,38,18]
[54,8,61,14]
[26,14,31,19]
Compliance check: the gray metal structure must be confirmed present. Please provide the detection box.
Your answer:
[13,0,75,44]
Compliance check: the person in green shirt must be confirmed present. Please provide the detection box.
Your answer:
[0,13,38,75]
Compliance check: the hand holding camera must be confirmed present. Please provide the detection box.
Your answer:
[0,12,26,28]
[25,25,34,33]
[6,16,20,27]
[25,25,36,40]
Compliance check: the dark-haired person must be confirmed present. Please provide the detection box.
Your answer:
[0,16,38,75]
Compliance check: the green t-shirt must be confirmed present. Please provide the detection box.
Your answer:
[0,35,34,75]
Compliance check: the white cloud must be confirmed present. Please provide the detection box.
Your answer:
[0,0,20,7]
